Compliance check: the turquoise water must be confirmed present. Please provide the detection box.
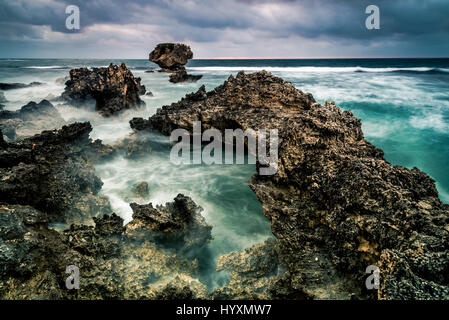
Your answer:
[1,58,449,287]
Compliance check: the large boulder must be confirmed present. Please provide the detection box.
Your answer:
[134,70,449,300]
[149,43,193,71]
[61,63,146,117]
[149,43,202,83]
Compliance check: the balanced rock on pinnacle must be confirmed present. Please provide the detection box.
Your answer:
[149,43,202,83]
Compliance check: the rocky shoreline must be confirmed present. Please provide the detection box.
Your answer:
[133,70,449,299]
[1,61,448,300]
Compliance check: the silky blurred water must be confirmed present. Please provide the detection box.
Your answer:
[1,57,449,287]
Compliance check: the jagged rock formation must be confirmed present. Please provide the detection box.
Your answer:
[213,238,287,299]
[0,122,112,224]
[149,43,202,83]
[61,63,146,116]
[0,82,43,90]
[0,100,66,141]
[133,70,449,300]
[0,206,209,299]
[127,194,212,252]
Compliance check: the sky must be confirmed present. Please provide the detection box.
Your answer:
[0,0,448,59]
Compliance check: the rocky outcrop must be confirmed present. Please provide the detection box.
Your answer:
[133,70,449,300]
[213,238,285,300]
[149,43,202,83]
[61,63,146,117]
[149,43,193,71]
[0,100,66,141]
[0,82,43,90]
[0,206,207,299]
[0,122,112,224]
[126,194,212,252]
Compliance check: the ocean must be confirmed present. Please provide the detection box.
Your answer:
[1,58,449,288]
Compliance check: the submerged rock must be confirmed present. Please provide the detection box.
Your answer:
[61,63,146,117]
[169,69,203,83]
[0,82,43,90]
[139,70,449,300]
[149,43,202,83]
[135,182,150,199]
[113,132,152,158]
[0,100,66,141]
[127,194,212,251]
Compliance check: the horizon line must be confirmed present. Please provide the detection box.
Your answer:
[1,56,448,60]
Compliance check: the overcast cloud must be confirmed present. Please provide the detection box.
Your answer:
[0,0,448,58]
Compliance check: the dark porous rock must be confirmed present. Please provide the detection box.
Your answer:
[126,194,212,251]
[213,238,284,300]
[0,204,206,299]
[135,182,150,199]
[0,122,113,224]
[145,91,154,96]
[149,43,193,71]
[61,63,146,117]
[93,213,125,236]
[0,129,6,147]
[169,68,203,83]
[0,82,43,90]
[130,117,152,131]
[0,100,66,141]
[147,70,449,300]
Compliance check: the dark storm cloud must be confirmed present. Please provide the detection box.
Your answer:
[0,0,448,57]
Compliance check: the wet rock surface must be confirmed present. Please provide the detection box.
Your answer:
[213,238,284,300]
[134,70,449,300]
[169,69,203,83]
[61,63,146,116]
[135,182,150,199]
[0,100,66,141]
[0,206,208,299]
[0,122,112,224]
[127,194,213,252]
